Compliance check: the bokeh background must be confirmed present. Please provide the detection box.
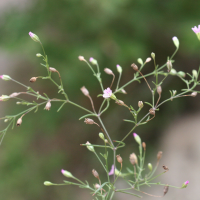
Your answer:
[0,0,200,199]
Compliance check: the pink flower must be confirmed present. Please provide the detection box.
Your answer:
[28,32,40,42]
[108,165,115,176]
[0,75,3,79]
[184,180,189,185]
[29,32,34,37]
[181,180,189,188]
[192,25,200,34]
[103,87,112,99]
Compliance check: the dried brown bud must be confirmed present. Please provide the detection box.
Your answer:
[138,101,143,108]
[78,56,85,61]
[149,108,155,115]
[104,68,114,75]
[9,92,20,98]
[162,165,169,171]
[142,142,146,151]
[129,153,138,165]
[157,151,163,161]
[157,85,162,95]
[80,86,89,96]
[45,101,51,111]
[131,63,138,71]
[167,60,172,72]
[84,118,94,124]
[116,155,123,164]
[191,92,197,97]
[163,185,169,196]
[49,67,57,73]
[29,77,37,83]
[16,117,22,126]
[115,100,125,106]
[92,169,99,179]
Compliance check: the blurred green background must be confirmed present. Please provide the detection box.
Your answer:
[0,0,200,199]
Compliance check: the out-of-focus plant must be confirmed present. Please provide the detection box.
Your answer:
[2,28,200,199]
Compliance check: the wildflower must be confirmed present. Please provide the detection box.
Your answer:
[80,86,89,96]
[172,36,179,48]
[44,181,54,186]
[151,52,155,59]
[116,64,122,73]
[89,57,97,65]
[145,57,151,63]
[108,165,115,176]
[192,25,200,34]
[0,95,10,101]
[85,141,95,152]
[133,133,141,145]
[29,32,40,42]
[44,101,51,111]
[138,101,143,108]
[103,88,116,100]
[0,75,11,81]
[9,92,20,98]
[61,169,74,178]
[104,68,114,75]
[181,180,189,188]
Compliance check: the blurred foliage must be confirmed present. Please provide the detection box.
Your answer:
[0,0,200,199]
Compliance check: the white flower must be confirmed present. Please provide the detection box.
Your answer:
[103,88,112,99]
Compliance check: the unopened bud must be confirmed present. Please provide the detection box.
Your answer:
[138,101,143,108]
[61,169,74,178]
[78,56,85,61]
[29,32,40,42]
[121,89,127,94]
[99,132,105,141]
[148,163,152,171]
[151,52,155,59]
[84,118,94,124]
[104,68,114,75]
[149,108,155,115]
[192,70,198,79]
[89,57,97,65]
[9,92,20,98]
[0,95,10,101]
[49,67,57,73]
[131,63,138,71]
[145,57,151,63]
[116,155,123,164]
[86,141,95,152]
[0,75,11,81]
[191,92,197,97]
[29,77,38,83]
[92,169,99,179]
[116,64,122,73]
[142,142,146,151]
[157,151,163,161]
[80,86,89,96]
[172,36,179,48]
[129,153,138,165]
[44,101,51,111]
[115,100,125,106]
[36,53,42,57]
[104,139,108,144]
[172,90,177,96]
[157,85,162,95]
[16,102,21,105]
[44,181,54,186]
[163,185,169,196]
[133,133,141,145]
[181,180,189,188]
[137,58,143,65]
[170,69,177,75]
[4,119,8,122]
[178,71,186,78]
[16,117,22,126]
[167,60,172,72]
[163,165,169,171]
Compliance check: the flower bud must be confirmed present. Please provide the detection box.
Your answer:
[44,101,51,111]
[167,60,172,72]
[131,63,138,71]
[36,53,42,57]
[16,102,21,105]
[29,32,40,42]
[4,119,8,122]
[61,169,74,178]
[163,185,169,196]
[116,155,123,164]
[192,70,198,79]
[137,58,143,65]
[138,101,143,108]
[178,71,186,78]
[181,180,189,188]
[157,151,163,161]
[0,95,10,101]
[142,142,146,151]
[78,56,85,61]
[145,57,151,63]
[104,68,114,75]
[157,85,162,95]
[149,108,155,115]
[116,64,122,73]
[121,89,127,94]
[49,67,57,73]
[44,181,54,186]
[173,90,177,96]
[172,36,179,48]
[99,132,105,141]
[115,100,125,106]
[86,141,95,152]
[80,86,89,96]
[89,57,97,65]
[84,118,94,124]
[129,153,138,165]
[92,169,99,179]
[16,117,22,126]
[0,75,11,81]
[133,133,141,145]
[148,163,152,171]
[170,69,177,75]
[95,183,100,189]
[151,52,155,59]
[191,92,197,97]
[104,139,108,144]
[29,77,38,83]
[9,92,20,98]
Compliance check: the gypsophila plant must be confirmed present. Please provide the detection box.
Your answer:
[2,27,200,199]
